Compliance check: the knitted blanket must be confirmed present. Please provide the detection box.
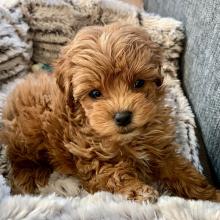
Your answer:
[0,0,218,219]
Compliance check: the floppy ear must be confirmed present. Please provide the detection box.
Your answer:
[53,46,75,109]
[53,46,73,93]
[54,58,66,93]
[144,35,164,88]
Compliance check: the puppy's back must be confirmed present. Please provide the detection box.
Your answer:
[2,74,57,122]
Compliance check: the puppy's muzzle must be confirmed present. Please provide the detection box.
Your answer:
[114,111,132,127]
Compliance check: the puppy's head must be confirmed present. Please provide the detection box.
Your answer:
[55,23,163,140]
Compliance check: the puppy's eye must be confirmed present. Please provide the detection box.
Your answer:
[134,79,145,89]
[89,89,102,99]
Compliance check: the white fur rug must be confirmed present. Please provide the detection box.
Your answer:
[1,175,220,220]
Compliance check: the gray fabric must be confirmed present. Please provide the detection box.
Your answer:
[144,0,220,185]
[0,4,32,82]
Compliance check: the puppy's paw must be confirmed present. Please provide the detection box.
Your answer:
[134,185,159,203]
[122,184,159,203]
[38,172,88,197]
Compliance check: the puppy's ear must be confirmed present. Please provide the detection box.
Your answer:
[53,46,73,93]
[54,59,65,93]
[53,47,75,109]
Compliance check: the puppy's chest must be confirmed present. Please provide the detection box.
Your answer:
[72,140,156,188]
[82,138,151,158]
[74,138,154,173]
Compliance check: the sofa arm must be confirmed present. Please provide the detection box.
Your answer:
[144,0,220,186]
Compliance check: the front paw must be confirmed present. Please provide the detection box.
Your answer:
[134,185,159,203]
[122,184,159,203]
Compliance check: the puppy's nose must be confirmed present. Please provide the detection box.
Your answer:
[114,111,132,126]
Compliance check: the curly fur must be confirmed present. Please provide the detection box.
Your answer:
[1,23,219,202]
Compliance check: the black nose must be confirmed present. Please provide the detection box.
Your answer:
[114,111,132,126]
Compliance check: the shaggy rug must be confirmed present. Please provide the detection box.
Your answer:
[0,0,219,219]
[1,174,220,220]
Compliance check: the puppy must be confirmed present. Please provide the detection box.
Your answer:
[1,23,219,202]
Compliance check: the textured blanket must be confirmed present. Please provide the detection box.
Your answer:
[0,2,32,82]
[1,175,220,220]
[0,0,219,219]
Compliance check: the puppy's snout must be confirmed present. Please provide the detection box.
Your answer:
[114,111,132,126]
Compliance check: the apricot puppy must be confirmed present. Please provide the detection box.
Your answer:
[1,23,219,202]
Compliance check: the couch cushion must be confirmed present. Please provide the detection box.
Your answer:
[144,0,220,185]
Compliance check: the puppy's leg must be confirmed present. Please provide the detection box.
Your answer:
[85,162,159,202]
[158,154,219,201]
[7,142,52,194]
[3,119,53,194]
[115,178,159,202]
[1,74,56,194]
[10,162,52,194]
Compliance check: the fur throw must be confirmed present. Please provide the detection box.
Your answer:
[1,175,220,220]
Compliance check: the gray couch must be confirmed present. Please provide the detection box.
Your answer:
[144,0,220,186]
